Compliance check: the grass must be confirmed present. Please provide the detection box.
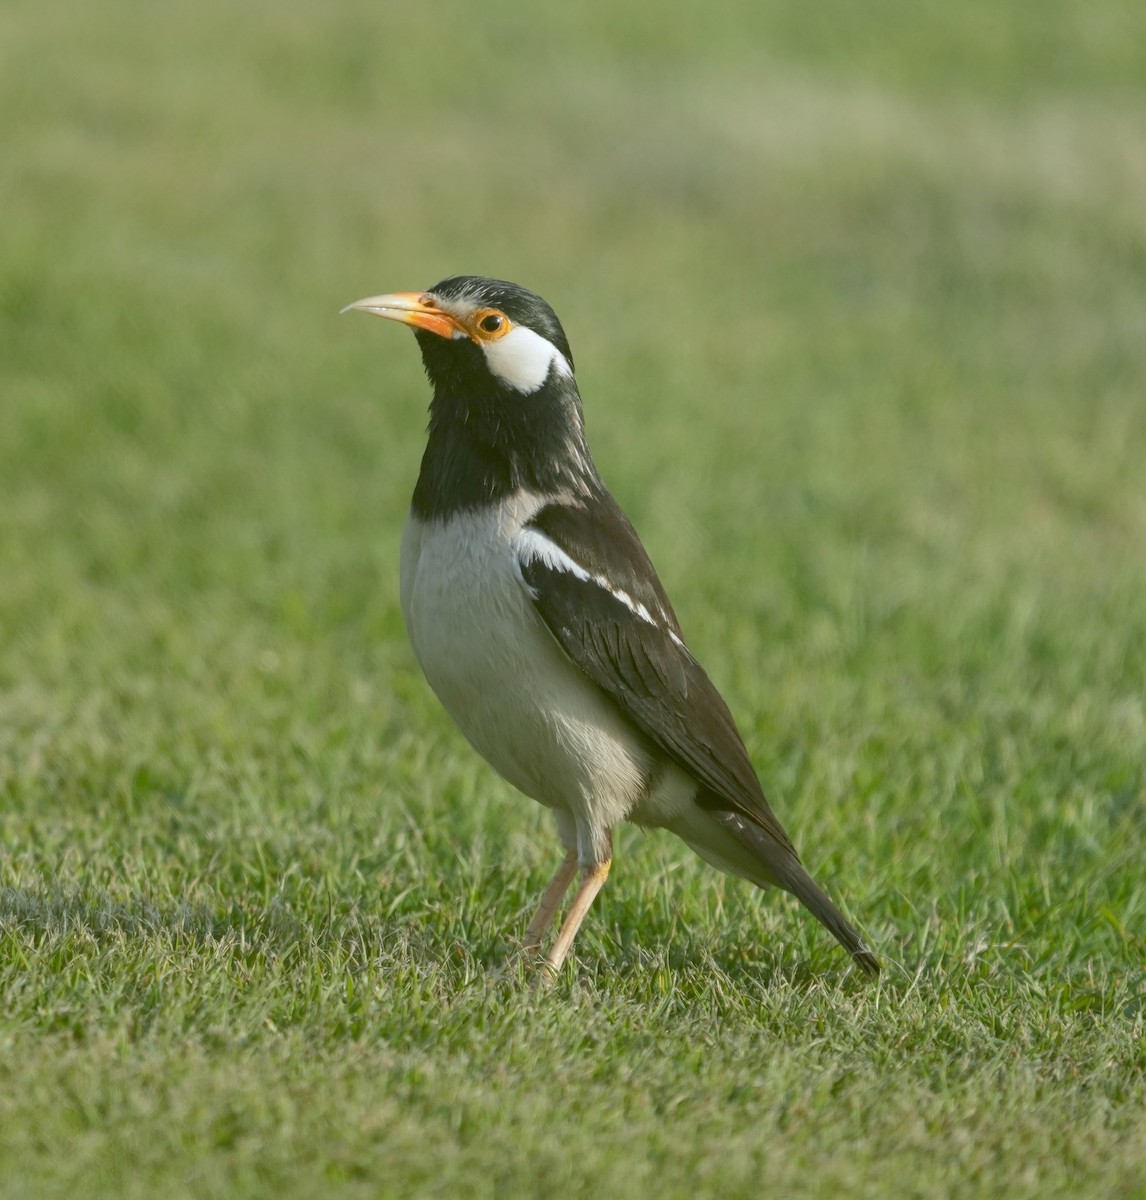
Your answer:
[1,0,1145,1195]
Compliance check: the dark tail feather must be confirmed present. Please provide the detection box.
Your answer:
[779,862,881,976]
[708,809,880,976]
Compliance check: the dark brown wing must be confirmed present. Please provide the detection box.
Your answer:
[516,496,797,856]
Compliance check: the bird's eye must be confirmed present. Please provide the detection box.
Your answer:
[474,309,510,339]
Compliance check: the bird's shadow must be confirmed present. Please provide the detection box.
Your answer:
[0,882,386,964]
[0,877,888,1008]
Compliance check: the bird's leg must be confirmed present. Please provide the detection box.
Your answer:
[521,848,580,954]
[542,859,611,976]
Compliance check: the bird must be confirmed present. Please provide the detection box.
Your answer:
[344,275,879,978]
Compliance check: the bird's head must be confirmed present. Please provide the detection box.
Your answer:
[345,275,597,508]
[343,275,576,398]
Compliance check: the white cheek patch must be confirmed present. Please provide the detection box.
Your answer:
[481,325,573,394]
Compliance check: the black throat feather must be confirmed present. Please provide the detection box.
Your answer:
[410,332,599,520]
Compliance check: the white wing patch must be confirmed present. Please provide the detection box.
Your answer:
[512,526,685,648]
[481,325,573,394]
[513,526,591,586]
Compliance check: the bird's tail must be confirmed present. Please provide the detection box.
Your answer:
[776,859,880,976]
[686,807,880,976]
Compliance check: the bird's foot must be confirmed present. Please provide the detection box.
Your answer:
[487,942,548,986]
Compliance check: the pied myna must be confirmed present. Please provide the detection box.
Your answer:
[345,276,879,977]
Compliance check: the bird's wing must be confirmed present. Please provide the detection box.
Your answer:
[513,496,796,854]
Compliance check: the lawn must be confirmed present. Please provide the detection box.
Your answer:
[1,1,1144,1196]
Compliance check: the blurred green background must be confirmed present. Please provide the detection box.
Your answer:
[1,1,1144,1197]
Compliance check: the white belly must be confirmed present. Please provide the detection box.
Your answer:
[399,495,653,831]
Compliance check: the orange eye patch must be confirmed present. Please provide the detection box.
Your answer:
[471,308,512,341]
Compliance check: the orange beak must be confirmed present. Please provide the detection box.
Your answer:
[340,291,462,340]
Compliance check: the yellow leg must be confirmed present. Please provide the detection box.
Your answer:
[521,849,579,954]
[543,860,611,976]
